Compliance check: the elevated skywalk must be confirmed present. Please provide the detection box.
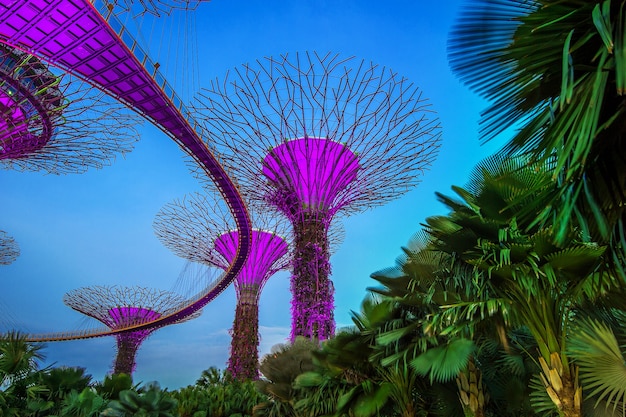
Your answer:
[0,0,251,340]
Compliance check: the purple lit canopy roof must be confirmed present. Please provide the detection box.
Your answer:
[154,192,293,288]
[262,137,359,216]
[214,229,289,288]
[194,52,442,216]
[63,285,199,332]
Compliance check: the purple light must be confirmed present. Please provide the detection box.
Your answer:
[107,306,162,328]
[106,307,162,341]
[263,137,359,217]
[214,229,289,290]
[261,138,356,341]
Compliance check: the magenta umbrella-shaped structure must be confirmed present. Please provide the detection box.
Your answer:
[0,230,19,265]
[194,52,442,340]
[154,193,293,380]
[0,44,139,174]
[63,285,199,376]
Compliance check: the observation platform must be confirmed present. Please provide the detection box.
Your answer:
[0,0,251,340]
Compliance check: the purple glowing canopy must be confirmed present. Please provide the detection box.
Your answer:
[107,306,162,329]
[262,137,359,216]
[214,229,289,289]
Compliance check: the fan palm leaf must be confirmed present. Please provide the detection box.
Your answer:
[449,0,626,260]
[568,317,626,412]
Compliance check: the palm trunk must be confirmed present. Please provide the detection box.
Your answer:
[538,353,582,417]
[456,357,486,417]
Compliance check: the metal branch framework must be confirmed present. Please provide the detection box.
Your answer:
[0,44,140,174]
[111,0,210,17]
[63,285,199,375]
[154,193,294,380]
[0,230,19,265]
[193,51,442,340]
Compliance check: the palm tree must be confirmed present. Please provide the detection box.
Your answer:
[448,0,626,273]
[422,154,619,417]
[0,332,50,416]
[567,307,626,415]
[254,337,319,417]
[370,234,510,417]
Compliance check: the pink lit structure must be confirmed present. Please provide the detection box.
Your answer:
[154,193,291,380]
[0,0,253,341]
[194,52,442,340]
[0,44,139,174]
[0,230,19,265]
[63,285,198,375]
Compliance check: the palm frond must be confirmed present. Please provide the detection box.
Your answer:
[410,338,475,384]
[568,317,626,412]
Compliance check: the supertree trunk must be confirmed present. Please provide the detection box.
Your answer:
[228,287,260,380]
[113,335,143,376]
[290,214,334,341]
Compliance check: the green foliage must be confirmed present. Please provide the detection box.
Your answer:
[568,317,626,413]
[254,337,318,417]
[171,367,263,417]
[59,387,106,417]
[101,383,177,417]
[94,373,134,400]
[410,339,475,384]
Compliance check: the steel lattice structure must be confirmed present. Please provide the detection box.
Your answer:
[0,0,252,343]
[111,0,210,17]
[63,285,199,375]
[193,52,442,340]
[0,44,139,174]
[154,193,292,380]
[0,230,19,265]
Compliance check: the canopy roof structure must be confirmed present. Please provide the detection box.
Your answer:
[63,285,200,375]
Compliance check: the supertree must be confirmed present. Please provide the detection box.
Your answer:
[193,52,442,340]
[0,44,139,174]
[0,230,19,265]
[63,285,199,376]
[153,193,293,380]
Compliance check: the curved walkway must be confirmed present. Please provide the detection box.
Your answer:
[0,0,251,341]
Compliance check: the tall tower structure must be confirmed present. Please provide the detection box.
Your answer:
[0,230,19,265]
[193,52,442,340]
[63,285,198,376]
[0,44,139,174]
[154,193,292,380]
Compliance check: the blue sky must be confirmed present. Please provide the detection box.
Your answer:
[1,0,503,389]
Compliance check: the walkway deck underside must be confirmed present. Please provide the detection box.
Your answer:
[0,0,251,341]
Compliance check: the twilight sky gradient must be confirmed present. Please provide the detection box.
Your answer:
[1,0,503,388]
